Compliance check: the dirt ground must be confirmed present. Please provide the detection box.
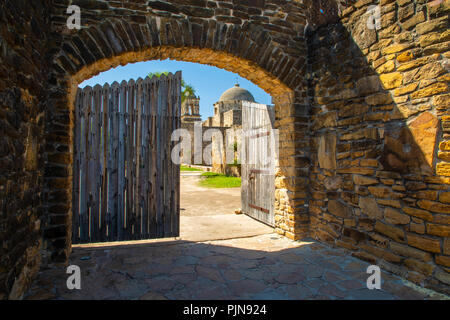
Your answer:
[179,172,273,242]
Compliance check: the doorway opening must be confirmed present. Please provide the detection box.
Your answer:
[72,59,277,246]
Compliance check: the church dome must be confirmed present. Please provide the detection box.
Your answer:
[218,84,255,102]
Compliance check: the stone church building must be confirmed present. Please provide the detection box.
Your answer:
[180,84,257,175]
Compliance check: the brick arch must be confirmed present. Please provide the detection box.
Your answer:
[45,14,312,262]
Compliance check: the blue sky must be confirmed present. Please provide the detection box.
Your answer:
[80,60,272,119]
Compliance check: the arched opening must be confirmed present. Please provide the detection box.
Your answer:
[45,41,308,263]
[72,59,276,244]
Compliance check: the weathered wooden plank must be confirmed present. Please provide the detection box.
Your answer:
[141,77,150,239]
[80,86,92,242]
[100,83,110,242]
[125,79,135,240]
[160,76,171,237]
[90,84,102,242]
[135,78,144,239]
[117,80,127,241]
[170,72,181,237]
[107,82,120,241]
[72,89,83,244]
[148,78,157,238]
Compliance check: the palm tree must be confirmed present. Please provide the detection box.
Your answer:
[148,71,196,104]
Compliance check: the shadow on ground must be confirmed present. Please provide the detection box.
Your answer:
[24,233,448,300]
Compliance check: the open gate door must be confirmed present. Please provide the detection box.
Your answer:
[72,72,181,244]
[241,101,276,227]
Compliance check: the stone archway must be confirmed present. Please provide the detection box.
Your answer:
[3,0,449,299]
[45,9,314,262]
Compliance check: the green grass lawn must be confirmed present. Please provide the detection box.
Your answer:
[199,172,241,188]
[180,165,202,172]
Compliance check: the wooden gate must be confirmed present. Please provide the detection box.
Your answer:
[72,72,181,244]
[241,101,276,227]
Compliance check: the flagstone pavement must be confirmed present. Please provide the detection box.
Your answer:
[24,233,449,300]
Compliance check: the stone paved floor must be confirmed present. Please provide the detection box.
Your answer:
[25,233,449,300]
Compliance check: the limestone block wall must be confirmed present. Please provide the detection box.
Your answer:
[211,124,243,176]
[223,109,242,127]
[0,1,50,299]
[308,0,449,294]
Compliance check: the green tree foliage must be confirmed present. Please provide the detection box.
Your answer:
[148,71,196,103]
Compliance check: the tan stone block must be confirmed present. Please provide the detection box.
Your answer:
[440,192,450,204]
[402,10,425,30]
[359,197,383,219]
[368,186,391,198]
[336,239,358,251]
[438,151,450,162]
[394,104,419,118]
[364,92,392,105]
[375,221,405,242]
[422,41,450,55]
[434,214,450,225]
[360,159,379,167]
[410,222,426,234]
[318,133,337,170]
[419,32,441,47]
[408,112,439,168]
[412,190,438,201]
[404,258,435,276]
[416,16,448,35]
[410,82,448,99]
[359,244,402,263]
[436,255,450,268]
[384,207,410,225]
[402,206,434,222]
[393,82,418,96]
[435,269,450,286]
[434,94,449,109]
[344,219,357,227]
[415,61,446,80]
[390,241,432,262]
[380,72,403,89]
[438,73,450,83]
[328,200,353,219]
[444,238,450,256]
[417,199,450,214]
[376,60,396,73]
[440,141,450,151]
[337,167,375,175]
[353,174,378,185]
[397,57,429,72]
[437,162,450,176]
[427,224,450,237]
[377,199,402,208]
[382,43,414,55]
[397,50,414,62]
[406,233,441,253]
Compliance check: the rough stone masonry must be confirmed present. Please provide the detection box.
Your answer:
[0,0,448,299]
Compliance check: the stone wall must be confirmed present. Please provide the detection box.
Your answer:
[307,0,449,294]
[180,122,227,166]
[0,0,50,299]
[223,109,242,127]
[1,0,449,299]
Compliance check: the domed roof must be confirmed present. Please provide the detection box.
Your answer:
[218,84,255,102]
